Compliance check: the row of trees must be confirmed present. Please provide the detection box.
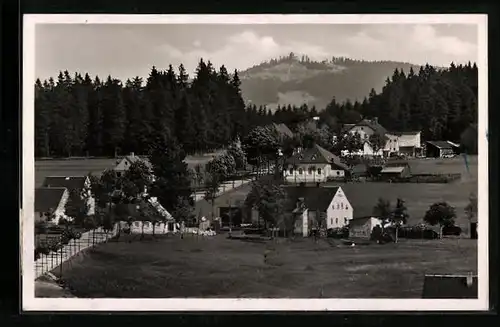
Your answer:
[35,59,249,157]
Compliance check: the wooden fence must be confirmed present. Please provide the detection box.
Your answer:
[34,224,119,279]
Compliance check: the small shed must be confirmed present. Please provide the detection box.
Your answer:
[379,165,411,180]
[422,274,478,298]
[349,216,383,239]
[425,141,460,158]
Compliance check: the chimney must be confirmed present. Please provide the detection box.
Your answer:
[373,117,378,124]
[130,152,135,158]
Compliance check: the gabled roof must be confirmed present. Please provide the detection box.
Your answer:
[35,187,67,213]
[426,141,458,149]
[422,275,478,299]
[283,186,340,213]
[43,176,88,191]
[115,154,152,171]
[286,144,348,170]
[343,119,388,136]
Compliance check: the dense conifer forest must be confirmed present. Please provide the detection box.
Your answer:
[34,58,477,158]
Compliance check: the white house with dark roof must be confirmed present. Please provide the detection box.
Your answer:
[284,144,348,183]
[343,118,422,157]
[285,185,353,237]
[43,176,95,216]
[114,152,153,176]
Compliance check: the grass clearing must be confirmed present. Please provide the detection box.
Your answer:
[50,234,477,298]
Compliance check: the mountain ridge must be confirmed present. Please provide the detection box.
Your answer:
[238,54,424,111]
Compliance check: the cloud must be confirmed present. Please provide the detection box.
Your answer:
[157,30,331,73]
[342,25,477,66]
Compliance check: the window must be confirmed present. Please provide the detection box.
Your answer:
[344,217,348,224]
[337,204,340,209]
[308,167,313,175]
[134,222,140,227]
[336,218,338,224]
[361,127,364,130]
[311,154,317,160]
[331,218,333,225]
[341,203,344,209]
[336,171,340,175]
[289,168,293,174]
[299,168,303,175]
[117,172,122,177]
[317,168,322,175]
[345,205,349,210]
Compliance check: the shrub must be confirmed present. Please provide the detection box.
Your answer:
[442,225,462,236]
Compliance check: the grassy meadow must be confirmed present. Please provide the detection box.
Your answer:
[47,234,477,298]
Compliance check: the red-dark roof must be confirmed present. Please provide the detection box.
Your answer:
[43,176,88,191]
[426,141,458,149]
[283,186,340,213]
[35,187,67,213]
[286,144,348,170]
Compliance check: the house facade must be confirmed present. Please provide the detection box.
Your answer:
[285,186,353,237]
[43,176,95,216]
[349,216,383,239]
[343,118,422,157]
[35,187,69,225]
[285,144,348,183]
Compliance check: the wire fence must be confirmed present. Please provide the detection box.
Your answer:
[34,224,119,279]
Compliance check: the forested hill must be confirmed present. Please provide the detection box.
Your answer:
[239,54,422,110]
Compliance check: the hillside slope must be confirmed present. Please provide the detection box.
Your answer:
[239,56,421,110]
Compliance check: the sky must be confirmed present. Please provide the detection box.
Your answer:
[35,23,478,82]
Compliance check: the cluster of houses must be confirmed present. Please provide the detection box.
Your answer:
[35,153,176,233]
[35,116,476,241]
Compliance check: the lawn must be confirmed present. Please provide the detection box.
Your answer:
[50,234,477,298]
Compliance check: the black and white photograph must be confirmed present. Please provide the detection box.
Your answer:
[22,14,488,311]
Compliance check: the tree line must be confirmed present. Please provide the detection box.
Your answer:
[34,59,249,157]
[35,60,477,158]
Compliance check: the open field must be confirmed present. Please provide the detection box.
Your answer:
[35,152,224,188]
[49,235,477,298]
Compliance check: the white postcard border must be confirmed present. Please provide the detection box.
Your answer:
[21,14,489,312]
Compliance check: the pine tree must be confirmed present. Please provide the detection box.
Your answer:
[101,76,126,156]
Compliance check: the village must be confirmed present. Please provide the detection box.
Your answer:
[34,116,479,299]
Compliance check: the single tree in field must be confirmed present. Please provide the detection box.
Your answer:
[121,160,153,201]
[148,131,193,216]
[369,133,386,156]
[373,197,392,233]
[391,198,409,243]
[244,178,286,237]
[204,153,236,219]
[423,201,457,238]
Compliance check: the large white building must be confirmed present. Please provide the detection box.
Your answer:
[342,118,422,157]
[284,144,349,183]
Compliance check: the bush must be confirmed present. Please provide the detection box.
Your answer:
[442,225,462,236]
[370,225,383,241]
[327,227,349,239]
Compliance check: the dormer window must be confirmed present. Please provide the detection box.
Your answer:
[311,154,317,160]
